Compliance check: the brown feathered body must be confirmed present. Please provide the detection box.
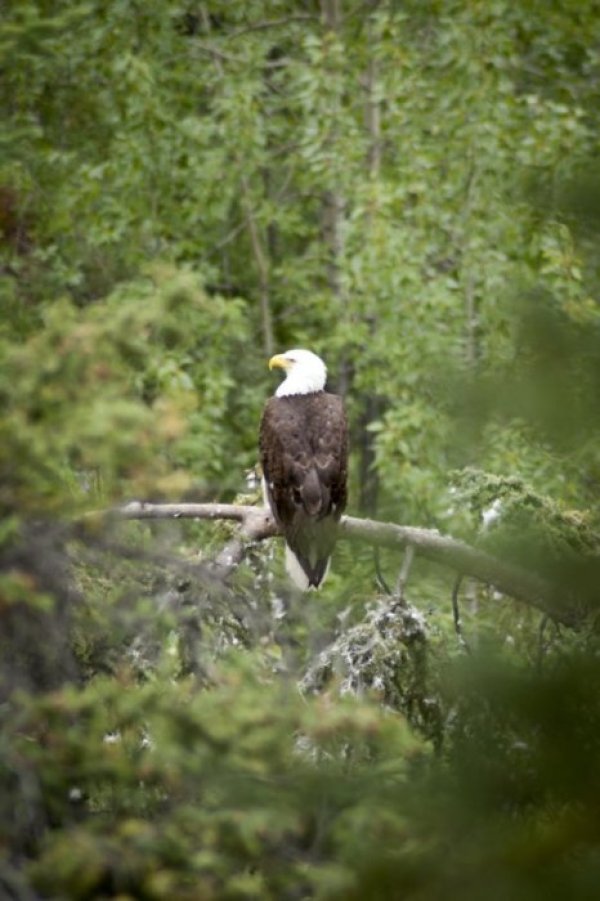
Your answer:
[260,391,348,588]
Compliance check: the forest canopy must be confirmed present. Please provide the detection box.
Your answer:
[2,2,600,898]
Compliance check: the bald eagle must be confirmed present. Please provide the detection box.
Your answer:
[260,349,348,590]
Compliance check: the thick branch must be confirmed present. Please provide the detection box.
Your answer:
[110,501,276,579]
[341,516,575,623]
[102,502,577,624]
[113,501,273,529]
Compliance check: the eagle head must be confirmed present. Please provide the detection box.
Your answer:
[269,349,327,397]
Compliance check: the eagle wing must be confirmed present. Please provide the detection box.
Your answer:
[259,393,348,588]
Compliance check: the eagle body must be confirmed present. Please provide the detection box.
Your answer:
[260,351,348,590]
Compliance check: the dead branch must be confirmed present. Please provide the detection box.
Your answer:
[341,515,574,624]
[97,501,579,625]
[106,501,276,579]
[394,545,415,602]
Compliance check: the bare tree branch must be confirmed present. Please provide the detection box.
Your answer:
[394,545,415,602]
[341,515,573,623]
[451,574,471,653]
[111,501,274,530]
[96,501,579,625]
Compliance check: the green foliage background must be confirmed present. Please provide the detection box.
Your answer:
[2,1,600,898]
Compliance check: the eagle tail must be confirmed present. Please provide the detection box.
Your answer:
[285,545,330,591]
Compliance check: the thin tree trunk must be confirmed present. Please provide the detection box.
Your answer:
[461,162,480,366]
[240,175,274,358]
[200,4,274,358]
[357,13,383,514]
[320,0,351,395]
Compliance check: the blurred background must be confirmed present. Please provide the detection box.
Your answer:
[2,2,600,898]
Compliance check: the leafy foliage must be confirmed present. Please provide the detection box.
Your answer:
[2,1,600,898]
[0,265,252,514]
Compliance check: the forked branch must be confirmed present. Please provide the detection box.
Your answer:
[99,501,578,625]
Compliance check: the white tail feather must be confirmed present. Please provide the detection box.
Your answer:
[285,546,311,591]
[285,545,330,591]
[261,476,271,510]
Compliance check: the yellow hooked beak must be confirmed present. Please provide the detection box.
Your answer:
[268,354,291,371]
